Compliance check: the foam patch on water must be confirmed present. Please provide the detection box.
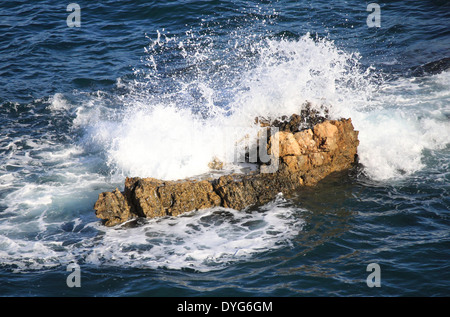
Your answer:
[82,195,304,271]
[351,71,450,181]
[48,93,72,112]
[0,195,304,272]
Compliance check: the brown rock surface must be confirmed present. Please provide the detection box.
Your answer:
[94,111,359,226]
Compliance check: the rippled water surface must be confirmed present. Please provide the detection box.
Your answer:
[0,0,449,296]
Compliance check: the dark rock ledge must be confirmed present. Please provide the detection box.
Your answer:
[94,106,359,227]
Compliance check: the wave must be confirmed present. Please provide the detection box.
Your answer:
[78,32,449,183]
[410,57,450,77]
[355,70,450,181]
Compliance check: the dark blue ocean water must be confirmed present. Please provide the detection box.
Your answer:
[0,0,449,297]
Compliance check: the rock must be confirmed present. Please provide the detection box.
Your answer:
[269,102,330,132]
[313,121,338,152]
[125,177,222,219]
[271,131,302,157]
[208,156,224,170]
[94,188,133,227]
[94,109,359,226]
[294,128,316,154]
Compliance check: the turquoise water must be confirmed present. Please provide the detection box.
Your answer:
[0,1,449,297]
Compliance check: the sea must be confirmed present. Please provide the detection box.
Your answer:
[0,0,449,297]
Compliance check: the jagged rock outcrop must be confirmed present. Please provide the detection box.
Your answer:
[94,109,359,226]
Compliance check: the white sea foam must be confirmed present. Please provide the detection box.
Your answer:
[48,93,71,112]
[88,105,231,180]
[82,194,303,271]
[82,34,372,180]
[351,71,450,181]
[0,193,304,272]
[81,33,449,182]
